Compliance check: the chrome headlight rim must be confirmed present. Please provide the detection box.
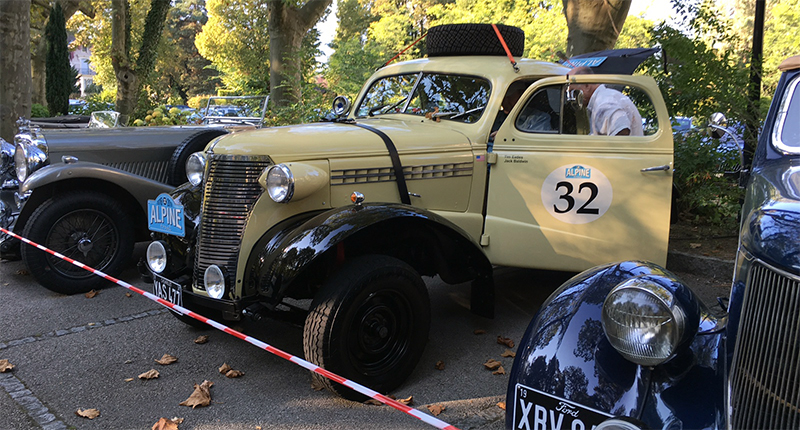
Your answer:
[13,139,48,183]
[266,163,295,203]
[146,241,168,274]
[204,264,225,299]
[601,275,687,367]
[186,152,207,186]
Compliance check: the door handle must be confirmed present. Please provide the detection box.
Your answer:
[640,165,671,172]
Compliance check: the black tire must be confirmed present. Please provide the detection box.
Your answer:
[427,23,524,57]
[166,129,228,185]
[21,191,134,295]
[303,255,430,401]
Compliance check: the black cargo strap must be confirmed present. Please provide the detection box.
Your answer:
[352,123,411,204]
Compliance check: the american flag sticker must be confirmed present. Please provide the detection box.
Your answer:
[476,154,485,162]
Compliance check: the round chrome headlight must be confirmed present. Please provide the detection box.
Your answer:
[601,276,686,366]
[204,265,225,299]
[186,152,206,186]
[265,164,294,203]
[14,142,47,183]
[146,241,168,274]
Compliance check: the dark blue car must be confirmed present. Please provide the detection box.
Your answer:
[506,54,800,430]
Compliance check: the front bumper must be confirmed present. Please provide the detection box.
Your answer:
[138,259,248,321]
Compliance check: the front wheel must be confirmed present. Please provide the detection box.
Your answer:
[21,191,134,294]
[303,255,431,401]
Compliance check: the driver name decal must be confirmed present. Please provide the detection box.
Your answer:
[541,164,612,224]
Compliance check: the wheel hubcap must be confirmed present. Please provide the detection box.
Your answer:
[351,290,412,376]
[77,236,93,256]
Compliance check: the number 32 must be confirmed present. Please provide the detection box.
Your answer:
[553,181,599,214]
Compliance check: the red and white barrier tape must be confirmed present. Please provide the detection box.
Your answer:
[1,227,460,430]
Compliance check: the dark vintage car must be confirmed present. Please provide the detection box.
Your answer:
[0,96,268,295]
[506,54,800,429]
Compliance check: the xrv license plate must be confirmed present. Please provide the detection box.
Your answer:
[147,193,185,237]
[152,273,183,308]
[513,383,612,430]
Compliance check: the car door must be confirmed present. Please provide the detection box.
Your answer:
[483,75,673,272]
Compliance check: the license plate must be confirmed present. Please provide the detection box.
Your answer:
[152,273,183,308]
[513,383,612,430]
[148,193,185,237]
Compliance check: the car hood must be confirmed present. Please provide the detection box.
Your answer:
[34,126,222,165]
[207,119,473,162]
[741,157,800,272]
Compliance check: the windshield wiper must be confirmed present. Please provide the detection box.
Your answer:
[369,96,409,116]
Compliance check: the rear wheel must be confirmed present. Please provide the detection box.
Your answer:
[303,255,430,401]
[21,191,134,294]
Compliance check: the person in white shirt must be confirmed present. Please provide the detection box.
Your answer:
[566,66,643,136]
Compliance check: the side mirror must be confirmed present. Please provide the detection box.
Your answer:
[565,88,584,109]
[332,96,351,118]
[708,112,728,139]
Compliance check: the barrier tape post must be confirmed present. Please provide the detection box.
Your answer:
[0,227,461,430]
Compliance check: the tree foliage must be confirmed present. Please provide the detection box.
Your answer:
[45,2,72,116]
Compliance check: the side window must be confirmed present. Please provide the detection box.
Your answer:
[517,83,659,137]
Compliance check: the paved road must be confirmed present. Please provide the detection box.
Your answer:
[0,245,573,430]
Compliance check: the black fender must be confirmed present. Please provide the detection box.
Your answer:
[505,261,726,430]
[244,203,492,309]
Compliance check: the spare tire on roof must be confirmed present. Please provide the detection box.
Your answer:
[427,23,524,57]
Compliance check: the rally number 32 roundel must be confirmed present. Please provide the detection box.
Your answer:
[541,164,612,225]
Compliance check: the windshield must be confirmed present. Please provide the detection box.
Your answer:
[773,74,800,153]
[356,72,491,124]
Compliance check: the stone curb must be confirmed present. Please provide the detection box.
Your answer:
[666,250,736,277]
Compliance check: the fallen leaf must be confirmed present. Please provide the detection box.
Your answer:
[125,292,132,298]
[497,336,515,348]
[124,378,134,382]
[690,243,702,249]
[194,335,209,344]
[483,359,502,370]
[493,365,506,375]
[398,396,413,406]
[155,354,178,365]
[180,380,213,409]
[84,290,98,298]
[310,378,325,391]
[75,408,100,419]
[0,359,14,372]
[139,369,160,380]
[364,399,383,406]
[225,369,244,378]
[427,404,446,416]
[16,269,29,276]
[501,349,516,358]
[434,360,445,370]
[497,402,506,410]
[473,329,486,335]
[218,363,231,374]
[152,417,181,430]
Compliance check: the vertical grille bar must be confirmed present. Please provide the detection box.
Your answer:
[194,155,270,291]
[730,261,800,429]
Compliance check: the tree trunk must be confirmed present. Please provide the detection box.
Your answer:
[267,0,331,108]
[0,0,32,142]
[562,0,631,56]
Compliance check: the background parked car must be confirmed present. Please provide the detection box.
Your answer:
[0,96,268,295]
[506,54,800,430]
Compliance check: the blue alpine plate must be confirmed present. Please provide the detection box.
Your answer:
[148,193,185,237]
[566,57,607,68]
[513,383,612,430]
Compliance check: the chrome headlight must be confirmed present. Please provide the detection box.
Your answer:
[601,275,686,366]
[146,241,168,274]
[186,152,206,186]
[265,164,294,203]
[204,265,225,299]
[14,140,48,183]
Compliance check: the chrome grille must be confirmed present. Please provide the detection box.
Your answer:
[194,155,270,290]
[105,160,169,183]
[730,261,800,429]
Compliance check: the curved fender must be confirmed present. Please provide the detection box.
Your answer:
[244,203,491,303]
[506,261,726,430]
[22,161,173,213]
